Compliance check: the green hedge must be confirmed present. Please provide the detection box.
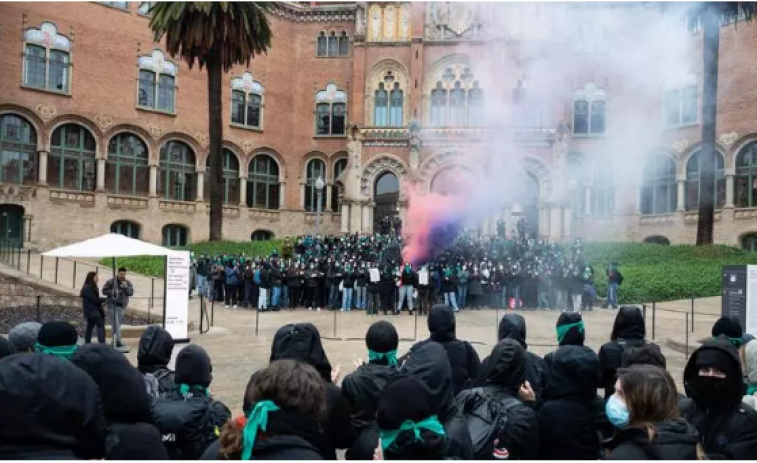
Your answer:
[105,241,757,304]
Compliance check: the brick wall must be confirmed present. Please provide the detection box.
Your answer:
[0,267,79,309]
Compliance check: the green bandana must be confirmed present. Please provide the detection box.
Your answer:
[34,342,77,359]
[747,384,757,396]
[242,400,281,460]
[556,321,585,344]
[178,383,210,397]
[368,349,398,365]
[379,415,446,452]
[713,336,743,348]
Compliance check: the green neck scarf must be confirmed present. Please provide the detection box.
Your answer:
[178,383,210,397]
[368,349,398,365]
[34,342,77,359]
[713,336,744,349]
[747,384,757,396]
[379,415,446,452]
[241,400,281,460]
[556,321,585,344]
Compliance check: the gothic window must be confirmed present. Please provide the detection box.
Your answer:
[317,31,349,57]
[162,224,188,246]
[230,72,264,129]
[641,155,677,215]
[317,32,327,56]
[339,32,349,55]
[304,158,326,212]
[106,133,149,197]
[22,23,72,93]
[331,158,347,212]
[429,66,481,127]
[573,83,606,135]
[111,220,140,239]
[205,149,240,205]
[448,81,467,127]
[137,50,177,113]
[685,149,725,211]
[49,124,96,191]
[664,85,698,127]
[315,84,347,136]
[158,141,195,201]
[430,82,447,127]
[0,115,37,185]
[736,141,757,208]
[247,154,280,210]
[374,83,389,126]
[467,82,483,126]
[389,83,404,126]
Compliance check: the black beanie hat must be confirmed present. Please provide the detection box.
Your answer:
[366,321,399,353]
[695,347,740,380]
[175,345,212,388]
[37,322,78,347]
[712,316,743,340]
[377,376,437,431]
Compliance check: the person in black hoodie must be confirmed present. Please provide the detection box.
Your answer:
[204,359,328,460]
[606,365,702,460]
[680,336,757,459]
[81,271,106,344]
[543,312,586,372]
[477,313,548,410]
[0,337,15,360]
[538,345,601,460]
[376,377,449,460]
[342,321,401,460]
[0,353,106,459]
[269,323,355,459]
[72,344,169,460]
[151,345,232,460]
[399,341,474,460]
[137,326,176,396]
[458,339,539,460]
[598,306,646,399]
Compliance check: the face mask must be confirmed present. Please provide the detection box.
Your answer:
[605,395,629,429]
[688,375,734,407]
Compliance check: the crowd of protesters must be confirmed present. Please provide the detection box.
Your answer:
[192,220,622,315]
[1,307,756,460]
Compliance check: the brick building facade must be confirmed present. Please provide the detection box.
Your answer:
[2,2,757,250]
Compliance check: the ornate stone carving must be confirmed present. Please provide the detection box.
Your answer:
[271,2,355,23]
[640,214,675,224]
[147,123,163,140]
[240,140,255,153]
[34,104,57,120]
[49,189,95,203]
[672,139,689,154]
[734,209,757,220]
[159,199,196,213]
[684,211,722,222]
[425,2,488,40]
[106,195,147,209]
[94,114,114,129]
[223,206,240,217]
[195,132,209,147]
[355,2,366,37]
[719,132,738,147]
[0,185,36,202]
[248,209,280,221]
[360,155,409,197]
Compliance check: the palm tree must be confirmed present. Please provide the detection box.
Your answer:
[149,2,278,241]
[672,2,754,245]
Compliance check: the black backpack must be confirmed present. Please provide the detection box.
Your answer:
[460,388,522,460]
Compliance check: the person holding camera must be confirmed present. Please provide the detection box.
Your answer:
[80,271,106,344]
[102,267,134,348]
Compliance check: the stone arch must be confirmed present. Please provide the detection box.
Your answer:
[156,133,203,170]
[644,235,671,245]
[47,114,103,156]
[728,133,757,174]
[417,150,475,193]
[104,124,155,165]
[365,58,411,126]
[360,154,409,198]
[519,156,551,200]
[0,105,45,148]
[679,142,726,177]
[251,147,286,181]
[302,152,328,181]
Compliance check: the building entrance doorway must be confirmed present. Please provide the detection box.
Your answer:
[0,204,25,247]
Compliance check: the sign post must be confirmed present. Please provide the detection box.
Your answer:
[722,265,756,336]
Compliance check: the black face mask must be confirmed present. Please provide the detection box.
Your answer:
[687,375,742,408]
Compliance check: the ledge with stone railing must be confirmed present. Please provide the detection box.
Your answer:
[49,189,95,204]
[684,211,722,223]
[158,199,196,213]
[734,208,757,220]
[639,214,676,225]
[107,194,148,209]
[247,208,280,221]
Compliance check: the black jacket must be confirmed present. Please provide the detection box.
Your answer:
[71,344,169,460]
[81,282,104,319]
[458,339,539,461]
[539,345,601,460]
[680,338,757,460]
[599,306,647,398]
[478,314,548,409]
[607,419,700,460]
[270,323,355,459]
[0,354,107,460]
[137,326,176,395]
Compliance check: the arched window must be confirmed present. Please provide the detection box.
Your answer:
[158,141,196,201]
[23,23,71,93]
[389,83,404,126]
[573,83,606,135]
[742,233,757,252]
[467,82,483,126]
[591,164,614,216]
[111,220,140,239]
[106,133,149,197]
[316,32,327,56]
[644,235,670,246]
[641,155,677,215]
[685,149,725,211]
[251,230,273,241]
[247,154,280,210]
[0,115,37,185]
[305,158,326,212]
[374,83,389,126]
[430,82,447,127]
[428,67,480,127]
[205,149,240,205]
[374,171,400,231]
[328,31,338,56]
[448,81,467,127]
[230,71,264,129]
[735,141,757,208]
[137,50,177,113]
[339,31,350,56]
[162,224,188,247]
[315,84,347,136]
[49,124,96,191]
[331,158,348,212]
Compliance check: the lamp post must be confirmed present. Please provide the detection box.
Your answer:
[315,176,325,235]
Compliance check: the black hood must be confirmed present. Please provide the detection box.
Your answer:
[545,345,598,400]
[618,419,700,460]
[175,345,213,388]
[498,313,527,349]
[484,339,526,393]
[400,342,458,421]
[610,306,645,341]
[270,323,333,382]
[556,312,585,346]
[0,354,106,459]
[683,336,744,409]
[72,344,153,424]
[137,326,174,373]
[0,337,15,360]
[428,304,456,342]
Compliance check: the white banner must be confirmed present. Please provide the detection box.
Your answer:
[165,251,190,340]
[748,265,757,336]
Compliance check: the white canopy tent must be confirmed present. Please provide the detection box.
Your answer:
[43,233,191,343]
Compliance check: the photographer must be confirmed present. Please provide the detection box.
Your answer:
[80,271,106,344]
[102,267,134,348]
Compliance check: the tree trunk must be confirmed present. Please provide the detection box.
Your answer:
[207,53,224,242]
[697,4,719,246]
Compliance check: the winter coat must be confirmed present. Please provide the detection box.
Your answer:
[342,270,355,289]
[599,306,647,398]
[71,344,169,460]
[103,277,134,308]
[742,340,757,409]
[269,265,283,286]
[538,345,601,460]
[606,419,701,460]
[441,272,457,293]
[468,274,484,296]
[224,266,240,286]
[80,281,104,319]
[0,354,107,460]
[355,270,368,288]
[400,268,416,286]
[137,326,176,396]
[458,339,539,461]
[680,338,757,460]
[270,323,355,459]
[259,267,271,289]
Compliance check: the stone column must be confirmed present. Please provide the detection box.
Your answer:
[196,172,205,202]
[96,158,106,192]
[676,179,685,211]
[37,150,48,185]
[279,180,286,208]
[368,201,375,233]
[584,186,591,215]
[725,174,734,208]
[362,202,371,232]
[538,203,549,238]
[549,206,563,241]
[325,183,333,212]
[149,165,157,197]
[341,200,350,233]
[239,176,247,207]
[562,206,572,239]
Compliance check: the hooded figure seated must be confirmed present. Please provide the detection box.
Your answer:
[35,321,79,359]
[137,326,176,397]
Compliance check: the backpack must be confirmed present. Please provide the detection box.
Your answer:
[144,369,174,398]
[460,388,522,460]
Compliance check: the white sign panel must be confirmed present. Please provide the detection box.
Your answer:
[370,268,380,283]
[748,265,757,336]
[418,268,429,286]
[165,251,190,340]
